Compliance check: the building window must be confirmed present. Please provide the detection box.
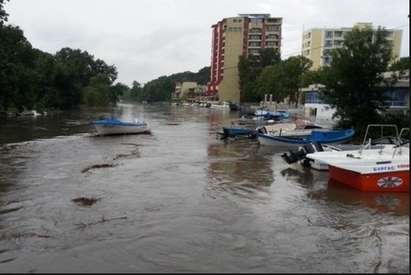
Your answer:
[324,40,333,47]
[325,31,333,38]
[250,18,263,24]
[334,40,343,47]
[266,34,279,40]
[249,35,262,40]
[250,28,262,33]
[249,41,261,47]
[383,88,408,107]
[305,91,323,104]
[266,41,278,47]
[266,25,280,32]
[334,31,343,37]
[266,18,279,23]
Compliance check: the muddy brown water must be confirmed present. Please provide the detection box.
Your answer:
[0,103,408,273]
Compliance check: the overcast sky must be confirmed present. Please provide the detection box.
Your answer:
[5,0,410,85]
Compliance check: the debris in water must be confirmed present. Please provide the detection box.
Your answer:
[81,164,116,173]
[75,215,128,229]
[121,143,140,147]
[166,123,180,126]
[72,197,101,206]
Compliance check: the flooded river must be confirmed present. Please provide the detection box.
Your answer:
[0,103,409,273]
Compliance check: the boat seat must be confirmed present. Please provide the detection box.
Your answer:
[303,142,324,154]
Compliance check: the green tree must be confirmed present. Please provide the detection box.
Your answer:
[0,0,8,25]
[83,74,117,107]
[253,55,312,105]
[281,55,313,106]
[0,24,37,111]
[320,27,393,132]
[143,76,174,102]
[238,48,281,102]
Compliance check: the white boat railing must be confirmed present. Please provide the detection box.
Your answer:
[359,124,400,156]
[393,128,410,158]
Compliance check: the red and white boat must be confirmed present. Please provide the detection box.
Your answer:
[306,125,409,192]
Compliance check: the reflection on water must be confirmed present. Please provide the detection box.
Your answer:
[206,140,273,201]
[0,103,408,273]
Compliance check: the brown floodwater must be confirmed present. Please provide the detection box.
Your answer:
[0,103,409,273]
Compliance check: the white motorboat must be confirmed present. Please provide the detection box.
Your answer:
[93,118,150,136]
[306,125,409,192]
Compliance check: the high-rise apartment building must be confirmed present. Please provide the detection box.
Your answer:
[206,14,282,103]
[302,23,403,70]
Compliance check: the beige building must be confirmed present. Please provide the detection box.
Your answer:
[174,82,198,99]
[207,14,282,103]
[302,22,403,70]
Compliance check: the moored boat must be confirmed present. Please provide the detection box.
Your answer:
[306,125,410,192]
[93,118,150,136]
[221,126,256,139]
[257,127,354,148]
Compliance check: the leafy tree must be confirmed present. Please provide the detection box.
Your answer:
[253,55,312,105]
[0,24,36,111]
[238,48,281,102]
[83,74,118,107]
[0,0,8,25]
[193,66,211,85]
[281,56,312,106]
[143,76,174,102]
[111,82,129,98]
[320,27,393,132]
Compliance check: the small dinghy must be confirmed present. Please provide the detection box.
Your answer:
[93,118,150,136]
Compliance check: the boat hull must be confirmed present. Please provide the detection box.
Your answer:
[223,127,254,138]
[329,165,409,192]
[257,134,301,148]
[257,129,354,147]
[94,124,150,136]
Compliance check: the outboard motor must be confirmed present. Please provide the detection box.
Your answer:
[257,126,268,135]
[281,142,324,166]
[281,147,307,164]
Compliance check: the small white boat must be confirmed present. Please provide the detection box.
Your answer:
[20,110,41,117]
[93,118,150,136]
[211,102,230,109]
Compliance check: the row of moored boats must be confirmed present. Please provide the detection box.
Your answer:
[220,110,409,193]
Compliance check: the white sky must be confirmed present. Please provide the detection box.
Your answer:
[5,0,410,86]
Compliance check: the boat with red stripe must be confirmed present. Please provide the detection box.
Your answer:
[306,125,409,192]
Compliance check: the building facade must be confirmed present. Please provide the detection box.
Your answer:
[173,82,198,99]
[207,14,282,104]
[302,23,403,70]
[303,70,410,124]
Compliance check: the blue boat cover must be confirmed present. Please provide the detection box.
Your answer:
[93,118,146,127]
[258,128,355,145]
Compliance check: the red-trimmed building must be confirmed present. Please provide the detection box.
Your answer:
[206,14,282,103]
